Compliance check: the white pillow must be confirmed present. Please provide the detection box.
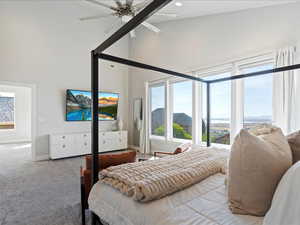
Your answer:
[263,162,300,225]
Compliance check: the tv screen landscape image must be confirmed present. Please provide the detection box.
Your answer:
[66,90,119,121]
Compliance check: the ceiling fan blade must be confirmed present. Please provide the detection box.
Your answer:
[114,0,122,8]
[85,0,118,11]
[141,21,160,33]
[130,30,136,38]
[155,13,177,18]
[134,0,152,11]
[79,13,113,21]
[126,0,134,6]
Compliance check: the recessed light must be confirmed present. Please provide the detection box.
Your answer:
[175,2,182,7]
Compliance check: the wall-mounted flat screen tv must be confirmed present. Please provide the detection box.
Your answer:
[66,89,119,121]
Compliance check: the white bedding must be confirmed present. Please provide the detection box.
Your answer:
[89,173,264,225]
[263,162,300,225]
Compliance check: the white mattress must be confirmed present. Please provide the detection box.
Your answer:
[89,173,264,225]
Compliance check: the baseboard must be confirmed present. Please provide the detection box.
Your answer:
[0,139,32,145]
[128,145,141,152]
[34,154,49,161]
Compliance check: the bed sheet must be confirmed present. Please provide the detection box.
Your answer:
[89,173,263,225]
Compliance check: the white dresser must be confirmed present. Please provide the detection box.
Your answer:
[49,131,128,159]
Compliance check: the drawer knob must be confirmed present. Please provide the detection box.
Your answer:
[84,142,87,146]
[62,136,66,139]
[62,144,66,148]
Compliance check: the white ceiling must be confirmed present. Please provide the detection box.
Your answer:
[79,0,299,23]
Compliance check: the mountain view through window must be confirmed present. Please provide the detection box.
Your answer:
[242,64,273,129]
[202,73,231,145]
[172,81,193,140]
[151,85,165,137]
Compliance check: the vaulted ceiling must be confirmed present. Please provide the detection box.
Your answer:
[79,0,298,23]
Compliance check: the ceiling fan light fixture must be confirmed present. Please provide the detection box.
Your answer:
[175,2,182,7]
[82,0,171,38]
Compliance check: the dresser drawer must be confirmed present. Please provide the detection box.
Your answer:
[50,143,72,159]
[50,135,74,145]
[99,131,125,139]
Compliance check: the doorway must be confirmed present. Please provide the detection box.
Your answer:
[0,82,37,160]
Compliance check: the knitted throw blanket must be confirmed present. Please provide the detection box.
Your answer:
[100,148,228,202]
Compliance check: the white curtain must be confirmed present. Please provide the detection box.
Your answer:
[140,82,150,154]
[273,47,297,134]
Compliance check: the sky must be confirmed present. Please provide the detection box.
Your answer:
[69,90,119,99]
[151,64,273,120]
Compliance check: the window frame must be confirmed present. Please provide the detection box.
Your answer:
[169,78,194,142]
[197,67,233,146]
[149,82,167,140]
[148,53,275,147]
[236,59,275,132]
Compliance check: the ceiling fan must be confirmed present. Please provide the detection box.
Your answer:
[80,0,177,38]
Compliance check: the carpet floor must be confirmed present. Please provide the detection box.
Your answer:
[0,143,89,225]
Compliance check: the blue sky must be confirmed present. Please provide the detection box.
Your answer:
[151,64,273,119]
[151,86,165,110]
[243,65,272,118]
[70,90,119,99]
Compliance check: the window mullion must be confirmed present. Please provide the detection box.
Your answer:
[165,80,172,141]
[231,64,244,144]
[193,79,201,145]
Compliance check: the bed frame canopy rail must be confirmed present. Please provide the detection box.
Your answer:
[90,0,300,224]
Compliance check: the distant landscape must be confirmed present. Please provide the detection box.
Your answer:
[0,96,14,129]
[66,90,119,121]
[151,108,272,144]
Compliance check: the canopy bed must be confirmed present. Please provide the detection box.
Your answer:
[88,1,300,225]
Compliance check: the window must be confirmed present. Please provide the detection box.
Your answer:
[0,92,15,129]
[241,64,273,129]
[172,81,193,140]
[202,73,231,145]
[150,84,165,137]
[148,54,274,147]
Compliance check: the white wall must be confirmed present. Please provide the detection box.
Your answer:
[0,2,129,158]
[128,2,300,149]
[2,1,300,155]
[0,84,31,143]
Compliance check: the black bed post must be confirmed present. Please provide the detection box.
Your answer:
[91,50,99,186]
[91,50,100,225]
[206,82,211,147]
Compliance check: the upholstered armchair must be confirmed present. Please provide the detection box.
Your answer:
[80,151,136,225]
